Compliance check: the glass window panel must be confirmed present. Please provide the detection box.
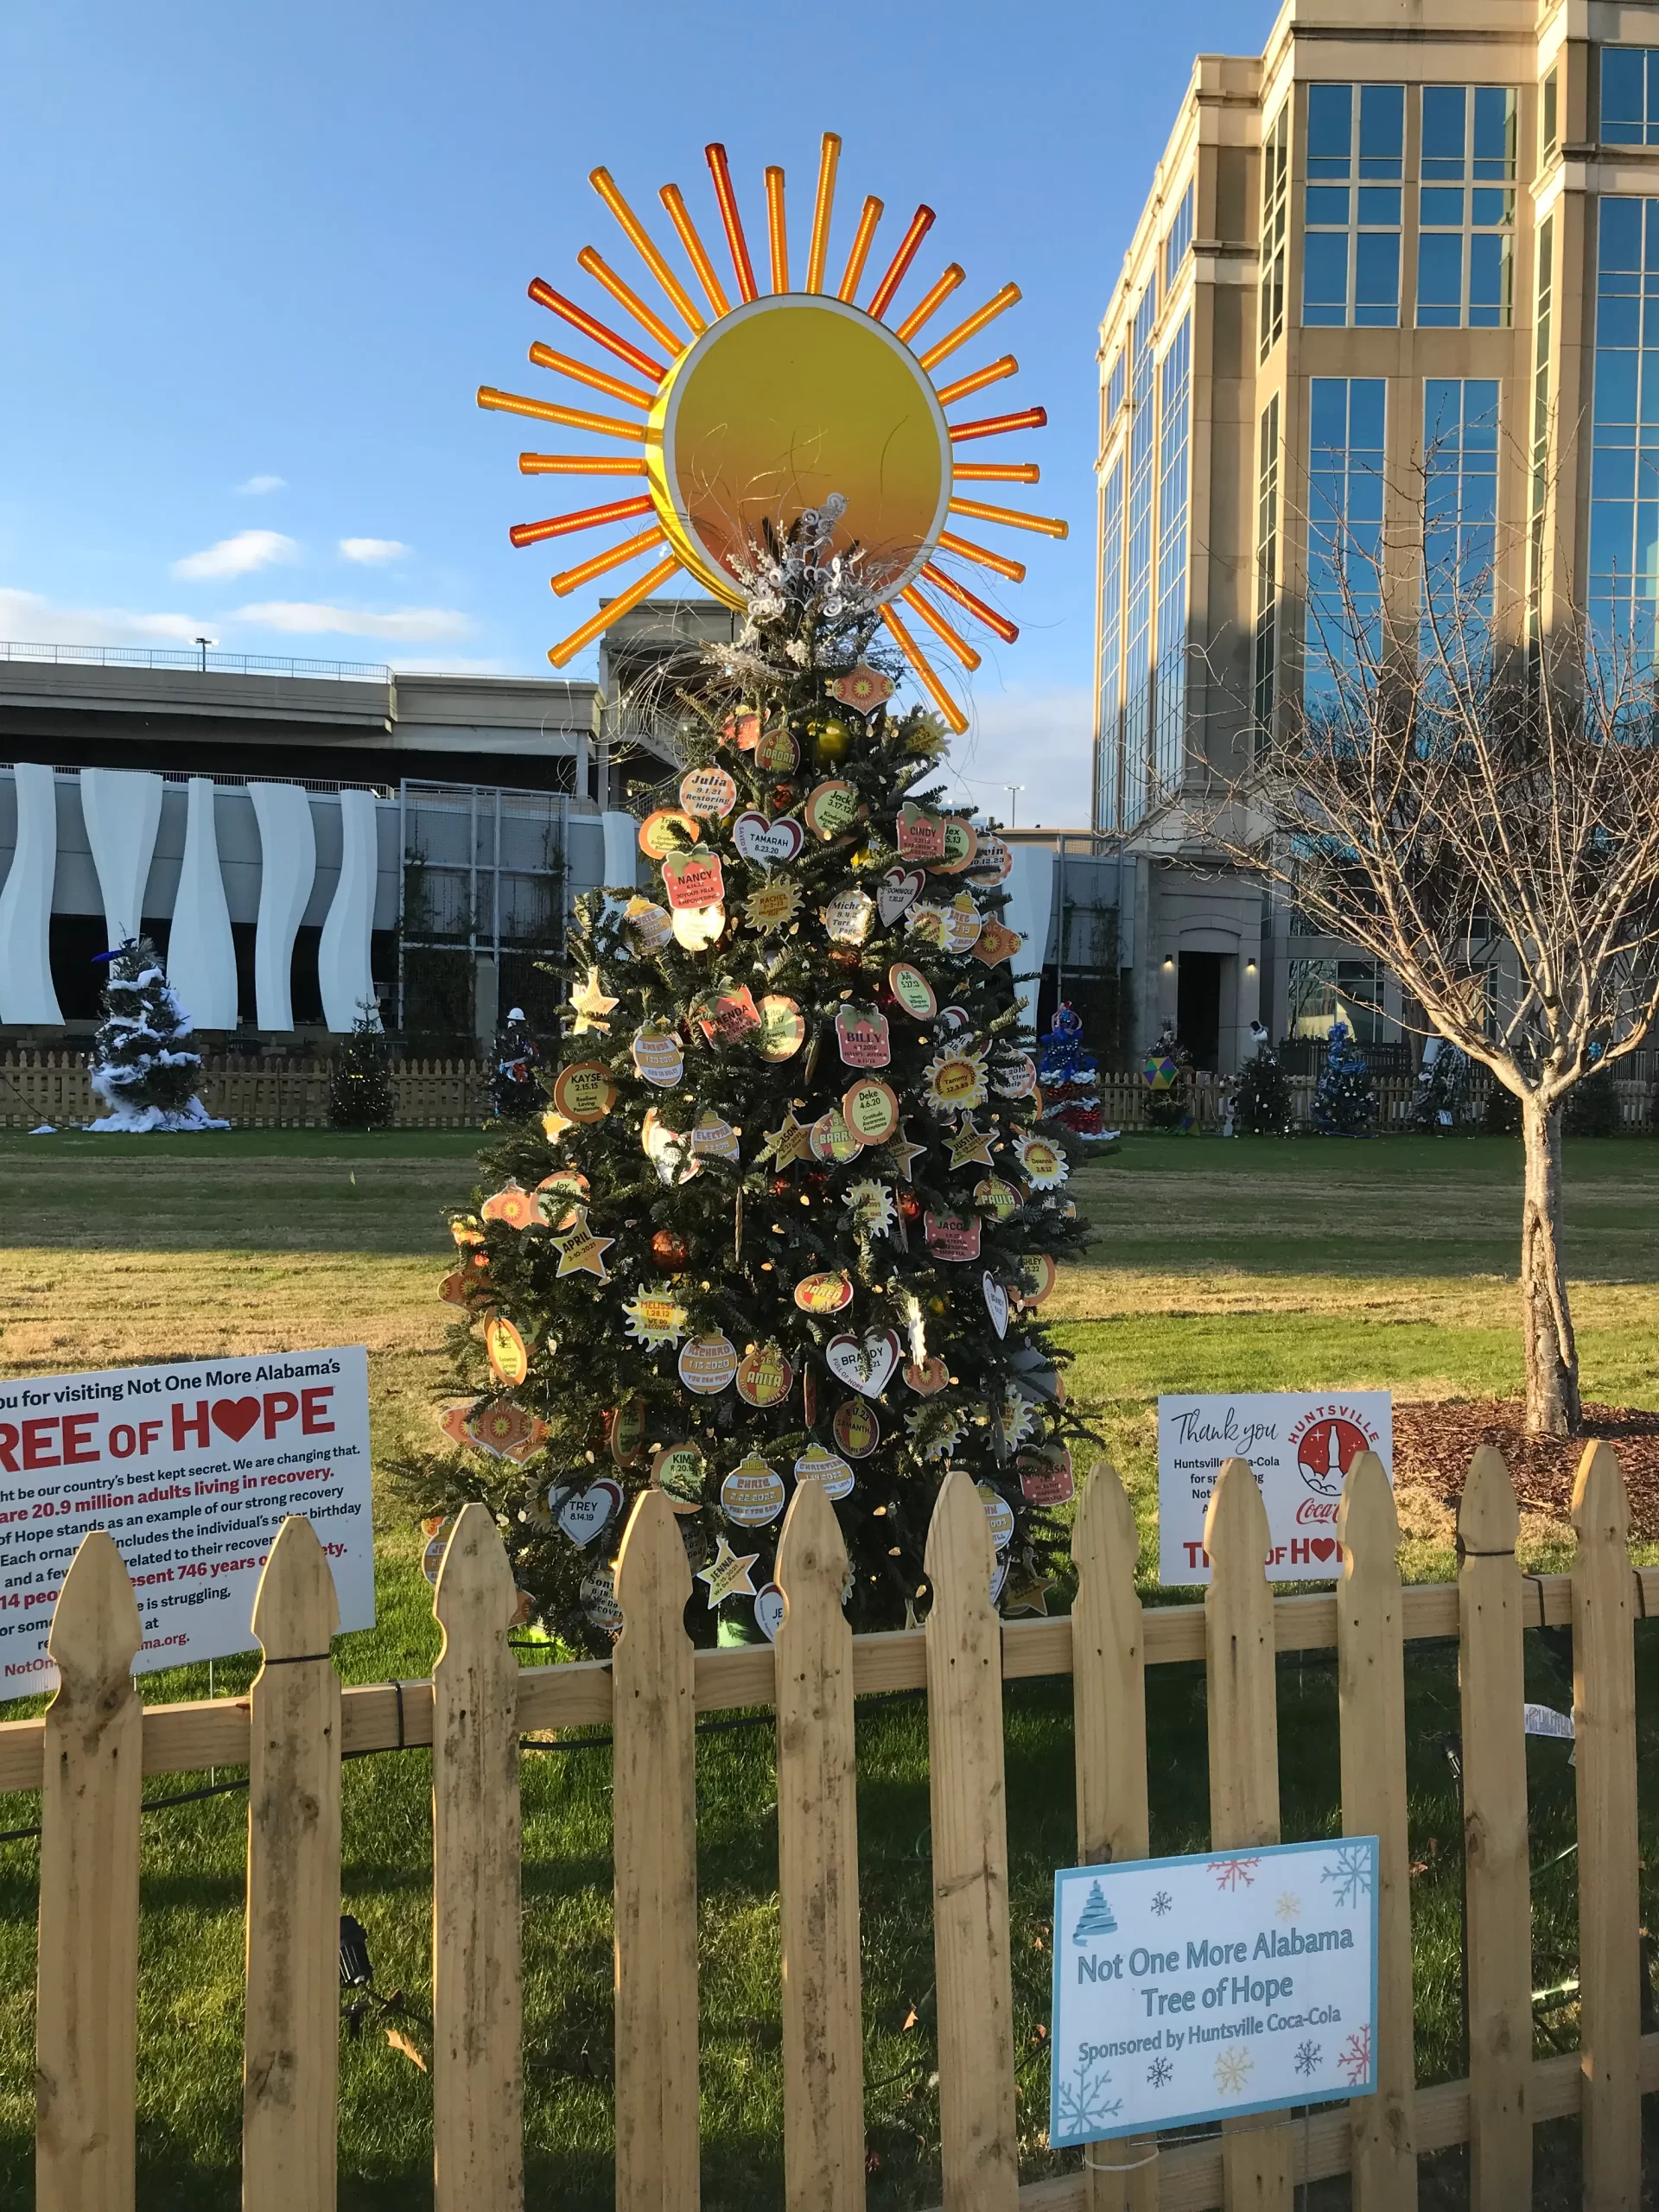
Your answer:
[1421,86,1466,173]
[1303,233,1350,323]
[1424,378,1462,447]
[1590,497,1634,578]
[1310,379,1350,454]
[1472,87,1516,176]
[1599,293,1641,351]
[1350,378,1387,451]
[1306,85,1353,175]
[1641,359,1659,423]
[1471,188,1511,227]
[1602,48,1648,143]
[1603,195,1644,271]
[1306,187,1350,226]
[1420,188,1464,226]
[1357,187,1401,225]
[1359,84,1405,175]
[1543,70,1559,156]
[1418,232,1464,318]
[1355,232,1400,322]
[1465,381,1500,443]
[1469,232,1512,327]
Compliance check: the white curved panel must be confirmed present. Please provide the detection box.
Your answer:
[1002,844,1057,974]
[0,762,63,1022]
[166,778,238,1030]
[249,781,316,1031]
[601,809,640,891]
[81,767,163,947]
[318,788,379,1031]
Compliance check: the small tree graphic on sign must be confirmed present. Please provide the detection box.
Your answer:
[1071,1879,1118,1944]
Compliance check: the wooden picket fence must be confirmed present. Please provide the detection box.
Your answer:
[0,1053,490,1129]
[5,1445,1656,2210]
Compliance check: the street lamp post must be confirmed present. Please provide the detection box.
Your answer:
[1003,784,1025,827]
[194,636,215,673]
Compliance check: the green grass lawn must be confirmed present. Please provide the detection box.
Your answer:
[1,1128,1657,2206]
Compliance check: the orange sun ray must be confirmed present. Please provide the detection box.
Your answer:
[947,494,1067,539]
[766,167,789,293]
[919,560,1020,644]
[867,206,936,320]
[936,528,1027,583]
[919,283,1022,372]
[658,182,731,318]
[588,167,704,334]
[805,133,840,293]
[837,195,882,303]
[518,453,651,477]
[477,386,646,442]
[526,280,666,383]
[705,143,760,305]
[510,495,655,548]
[894,265,965,346]
[528,342,654,411]
[575,247,684,358]
[899,584,982,671]
[950,459,1039,484]
[935,354,1016,408]
[948,404,1048,443]
[547,552,683,667]
[550,524,669,596]
[880,601,967,734]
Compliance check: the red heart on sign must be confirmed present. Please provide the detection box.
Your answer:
[1309,1538,1338,1564]
[212,1397,261,1442]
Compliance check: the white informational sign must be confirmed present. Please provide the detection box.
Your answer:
[0,1348,374,1688]
[1157,1392,1393,1585]
[1050,1838,1378,2148]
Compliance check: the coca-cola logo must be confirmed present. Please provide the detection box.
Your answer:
[1295,1415,1370,1498]
[1295,1498,1339,1524]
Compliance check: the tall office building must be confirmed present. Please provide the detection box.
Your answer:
[1095,0,1628,1070]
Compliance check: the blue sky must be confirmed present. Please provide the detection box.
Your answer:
[1,0,1269,824]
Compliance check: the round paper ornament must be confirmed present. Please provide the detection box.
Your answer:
[483,1313,530,1385]
[720,1453,787,1526]
[887,963,938,1020]
[793,1271,855,1315]
[934,817,980,874]
[992,1054,1039,1100]
[480,1180,540,1230]
[822,887,874,944]
[809,1107,863,1165]
[753,1582,786,1640]
[671,901,725,951]
[736,1340,794,1407]
[968,832,1014,886]
[623,895,674,952]
[1016,1252,1058,1306]
[679,765,738,819]
[974,1176,1024,1223]
[841,1077,899,1146]
[678,1332,739,1395]
[423,1522,454,1586]
[803,779,862,841]
[641,1108,700,1185]
[753,724,799,773]
[831,1399,881,1459]
[609,1397,647,1467]
[652,1440,705,1513]
[639,807,701,859]
[976,1480,1015,1551]
[632,1024,685,1087]
[553,1060,617,1123]
[755,995,806,1060]
[793,1441,855,1498]
[580,1560,626,1637]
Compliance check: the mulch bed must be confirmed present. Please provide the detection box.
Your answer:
[1394,1399,1659,1536]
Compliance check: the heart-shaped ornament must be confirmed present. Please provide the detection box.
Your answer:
[558,1478,623,1548]
[753,1582,786,1641]
[877,865,925,926]
[733,810,805,865]
[824,1328,900,1399]
[982,1273,1009,1338]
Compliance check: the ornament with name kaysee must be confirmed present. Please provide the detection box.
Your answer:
[690,1110,740,1165]
[836,1003,891,1068]
[743,878,803,933]
[679,765,737,819]
[720,1452,787,1526]
[661,846,725,911]
[842,1076,899,1146]
[794,1441,855,1498]
[733,810,804,865]
[922,1040,989,1114]
[553,1060,617,1123]
[678,1332,739,1394]
[621,1291,689,1349]
[1014,1131,1069,1190]
[631,1024,684,1087]
[924,1210,982,1262]
[809,1107,863,1164]
[651,1440,705,1513]
[803,779,863,841]
[831,1398,881,1459]
[697,1534,761,1608]
[638,807,702,859]
[736,1340,793,1406]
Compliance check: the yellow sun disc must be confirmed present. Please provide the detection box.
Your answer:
[645,294,950,608]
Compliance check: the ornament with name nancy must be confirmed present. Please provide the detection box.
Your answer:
[661,846,725,911]
[483,1312,530,1384]
[743,878,803,933]
[736,1340,794,1406]
[793,1271,855,1315]
[794,1441,855,1497]
[632,1024,685,1087]
[809,1107,863,1164]
[803,779,863,841]
[842,1077,899,1146]
[887,962,938,1020]
[831,1398,881,1459]
[836,1004,891,1068]
[719,1453,787,1526]
[638,807,701,859]
[652,1440,705,1513]
[678,765,737,819]
[678,1332,739,1395]
[923,1040,989,1114]
[553,1060,617,1123]
[621,1291,689,1348]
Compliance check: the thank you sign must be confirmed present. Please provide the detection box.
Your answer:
[1049,1839,1378,2147]
[1157,1392,1392,1584]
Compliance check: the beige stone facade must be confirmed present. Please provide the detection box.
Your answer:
[1095,0,1644,1071]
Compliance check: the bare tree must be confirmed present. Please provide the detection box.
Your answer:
[1206,462,1659,1436]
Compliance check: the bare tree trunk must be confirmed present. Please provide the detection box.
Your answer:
[1520,1095,1581,1436]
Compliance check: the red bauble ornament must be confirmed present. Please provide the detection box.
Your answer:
[769,1176,791,1195]
[773,784,796,808]
[651,1229,690,1268]
[898,1192,921,1222]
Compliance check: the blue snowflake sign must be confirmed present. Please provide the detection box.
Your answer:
[1049,1837,1378,2146]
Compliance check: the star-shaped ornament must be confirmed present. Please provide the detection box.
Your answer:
[569,966,620,1034]
[760,1109,813,1169]
[884,1122,926,1184]
[947,1112,995,1171]
[696,1534,761,1607]
[1001,1568,1052,1618]
[552,1207,614,1281]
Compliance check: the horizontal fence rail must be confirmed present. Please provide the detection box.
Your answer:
[5,1446,1655,2210]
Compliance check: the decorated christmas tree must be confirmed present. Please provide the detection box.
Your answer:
[1312,1019,1376,1136]
[1408,1037,1468,1132]
[409,524,1090,1649]
[1038,1003,1114,1144]
[328,1001,397,1131]
[489,1005,544,1122]
[1230,1024,1296,1136]
[1141,1024,1191,1132]
[86,936,227,1134]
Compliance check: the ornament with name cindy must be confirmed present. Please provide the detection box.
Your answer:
[896,801,947,862]
[720,1453,787,1526]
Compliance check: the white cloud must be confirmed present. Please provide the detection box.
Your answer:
[171,529,299,582]
[235,474,286,496]
[339,537,410,566]
[234,600,474,643]
[0,585,206,647]
[945,684,1096,830]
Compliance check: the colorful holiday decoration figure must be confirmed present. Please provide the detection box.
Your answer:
[329,1001,397,1131]
[491,1006,544,1122]
[416,146,1086,1649]
[1038,1004,1115,1145]
[1408,1037,1468,1132]
[1230,1021,1296,1137]
[1141,1023,1191,1133]
[1313,1019,1376,1136]
[86,938,227,1134]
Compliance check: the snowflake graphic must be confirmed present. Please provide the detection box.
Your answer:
[1338,2026,1372,2087]
[1150,1890,1173,1918]
[1056,2056,1124,2137]
[1210,1855,1260,1893]
[1321,1844,1374,1910]
[1275,1891,1301,1923]
[1147,2055,1173,2089]
[1294,2039,1322,2078]
[1214,2045,1255,2096]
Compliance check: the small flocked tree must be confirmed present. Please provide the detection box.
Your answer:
[328,1001,396,1131]
[406,516,1091,1650]
[86,936,226,1133]
[1312,1020,1375,1136]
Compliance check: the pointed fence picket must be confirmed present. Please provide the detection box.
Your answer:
[14,1446,1659,2210]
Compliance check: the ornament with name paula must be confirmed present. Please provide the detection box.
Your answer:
[822,887,874,944]
[924,1211,982,1262]
[887,962,938,1020]
[922,1040,989,1113]
[678,1332,739,1395]
[974,1175,1024,1224]
[793,1270,855,1316]
[483,1312,530,1384]
[1014,1131,1069,1190]
[755,995,806,1061]
[976,1480,1016,1551]
[809,1107,863,1165]
[651,1440,705,1513]
[553,1060,617,1123]
[933,817,980,874]
[1017,1443,1075,1505]
[679,765,737,820]
[641,1106,699,1186]
[694,983,761,1045]
[803,779,863,841]
[623,895,673,953]
[638,807,701,859]
[830,1397,881,1457]
[671,901,725,952]
[904,1352,950,1396]
[690,1110,740,1166]
[736,1340,794,1407]
[621,1290,690,1349]
[661,847,725,912]
[733,810,804,866]
[631,1024,685,1088]
[1015,1252,1058,1306]
[720,1453,787,1527]
[794,1441,855,1498]
[877,865,925,925]
[825,1327,900,1399]
[896,801,947,862]
[753,723,799,773]
[835,1003,891,1068]
[842,1077,899,1147]
[972,921,1021,967]
[743,878,803,933]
